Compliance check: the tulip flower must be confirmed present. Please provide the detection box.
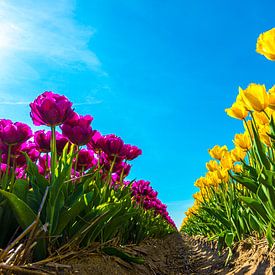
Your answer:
[256,28,275,61]
[87,130,103,152]
[99,134,126,160]
[37,154,50,176]
[205,170,221,186]
[208,145,228,160]
[267,85,275,110]
[194,177,207,188]
[216,168,229,182]
[259,125,271,147]
[230,147,246,162]
[220,152,234,170]
[30,91,74,126]
[0,121,32,145]
[225,102,248,120]
[240,84,269,112]
[15,141,40,167]
[253,111,269,126]
[205,160,219,172]
[124,144,142,160]
[34,130,69,155]
[233,164,243,173]
[113,161,131,178]
[61,113,95,146]
[75,149,97,171]
[233,132,251,151]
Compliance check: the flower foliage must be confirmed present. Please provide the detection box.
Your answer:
[0,92,175,260]
[181,27,275,251]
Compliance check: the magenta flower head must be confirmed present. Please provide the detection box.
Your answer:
[124,144,142,160]
[38,155,50,175]
[75,149,96,171]
[34,130,51,153]
[87,130,103,152]
[30,91,74,126]
[100,134,126,160]
[34,130,69,154]
[113,161,131,177]
[0,120,32,145]
[15,141,40,166]
[60,113,95,146]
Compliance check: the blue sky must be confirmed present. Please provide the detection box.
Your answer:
[1,0,275,227]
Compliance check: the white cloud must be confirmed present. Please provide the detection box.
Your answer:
[0,0,101,87]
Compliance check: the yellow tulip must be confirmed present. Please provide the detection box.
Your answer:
[225,102,248,120]
[259,125,271,147]
[256,28,275,61]
[194,177,206,188]
[216,168,229,182]
[193,192,204,203]
[220,152,234,170]
[253,111,269,126]
[233,164,243,173]
[240,83,269,112]
[208,145,228,160]
[231,147,246,162]
[206,160,219,172]
[268,85,275,110]
[233,132,251,151]
[205,171,222,186]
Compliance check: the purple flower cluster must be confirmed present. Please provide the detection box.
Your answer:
[0,91,175,227]
[131,180,176,227]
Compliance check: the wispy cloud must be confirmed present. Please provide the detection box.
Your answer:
[74,96,103,106]
[0,0,101,87]
[0,101,29,105]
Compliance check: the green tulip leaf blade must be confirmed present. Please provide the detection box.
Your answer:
[0,190,47,259]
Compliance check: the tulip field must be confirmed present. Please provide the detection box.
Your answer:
[2,26,275,274]
[0,90,176,269]
[181,28,275,267]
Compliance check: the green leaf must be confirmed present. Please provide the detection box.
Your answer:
[102,246,144,264]
[12,179,29,202]
[225,232,234,248]
[251,120,270,169]
[54,191,94,235]
[0,190,47,259]
[266,222,274,248]
[240,196,269,223]
[230,174,258,193]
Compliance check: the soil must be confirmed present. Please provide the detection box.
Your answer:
[1,232,275,274]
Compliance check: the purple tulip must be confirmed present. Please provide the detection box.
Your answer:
[99,134,127,160]
[0,120,32,145]
[87,130,103,152]
[15,141,40,166]
[38,154,50,175]
[124,144,142,160]
[75,149,97,171]
[30,91,74,126]
[34,130,69,155]
[113,161,131,178]
[61,113,95,146]
[130,179,176,228]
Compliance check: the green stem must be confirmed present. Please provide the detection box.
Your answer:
[74,146,79,179]
[50,126,57,183]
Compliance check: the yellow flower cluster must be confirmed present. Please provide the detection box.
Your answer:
[182,28,275,227]
[184,143,247,223]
